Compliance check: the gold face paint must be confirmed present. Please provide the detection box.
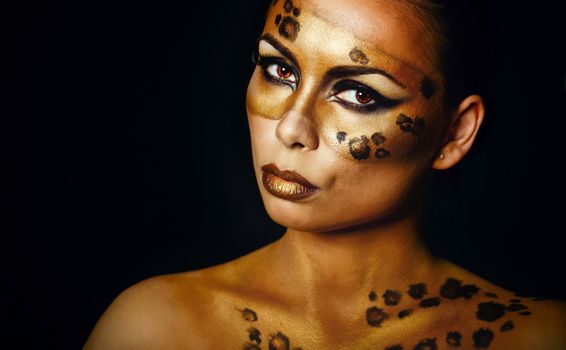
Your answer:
[248,0,443,160]
[246,0,446,232]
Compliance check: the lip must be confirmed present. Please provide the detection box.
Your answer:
[261,163,319,201]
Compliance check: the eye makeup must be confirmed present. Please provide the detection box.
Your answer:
[329,80,402,113]
[256,55,300,90]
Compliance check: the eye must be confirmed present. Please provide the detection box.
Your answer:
[330,80,401,113]
[335,89,374,106]
[266,63,296,82]
[258,56,298,89]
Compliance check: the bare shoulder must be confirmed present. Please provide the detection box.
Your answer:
[83,247,271,350]
[83,265,239,350]
[436,260,566,350]
[499,298,566,350]
[83,273,201,349]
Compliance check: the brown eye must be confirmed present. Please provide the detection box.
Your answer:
[335,89,375,106]
[331,80,401,113]
[264,61,297,85]
[356,90,373,104]
[277,65,292,79]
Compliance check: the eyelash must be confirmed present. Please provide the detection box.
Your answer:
[255,54,400,114]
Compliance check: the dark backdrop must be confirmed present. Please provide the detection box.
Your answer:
[13,1,566,349]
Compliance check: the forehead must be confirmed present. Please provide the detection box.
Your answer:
[263,0,438,84]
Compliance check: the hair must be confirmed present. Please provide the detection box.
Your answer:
[396,0,490,110]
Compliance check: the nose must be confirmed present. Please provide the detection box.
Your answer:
[275,109,319,151]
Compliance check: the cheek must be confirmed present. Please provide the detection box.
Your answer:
[318,107,435,164]
[246,69,291,121]
[246,111,283,174]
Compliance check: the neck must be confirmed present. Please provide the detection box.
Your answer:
[267,211,439,303]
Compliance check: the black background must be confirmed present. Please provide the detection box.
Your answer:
[11,1,566,349]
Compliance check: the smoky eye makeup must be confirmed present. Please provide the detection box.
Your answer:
[329,79,402,113]
[256,53,300,90]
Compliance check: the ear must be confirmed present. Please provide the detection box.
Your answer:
[432,95,485,170]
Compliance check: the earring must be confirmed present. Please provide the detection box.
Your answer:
[439,154,445,160]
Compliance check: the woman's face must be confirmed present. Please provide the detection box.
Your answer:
[246,0,444,232]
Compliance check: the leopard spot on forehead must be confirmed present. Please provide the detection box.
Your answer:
[349,47,369,65]
[283,0,294,13]
[278,16,301,42]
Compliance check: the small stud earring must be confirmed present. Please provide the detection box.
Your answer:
[439,154,445,160]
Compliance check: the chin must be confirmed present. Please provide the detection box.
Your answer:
[261,192,391,233]
[261,194,318,231]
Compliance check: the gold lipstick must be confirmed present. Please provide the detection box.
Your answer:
[261,163,319,201]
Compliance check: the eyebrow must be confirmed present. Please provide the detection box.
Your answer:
[324,66,406,89]
[258,33,405,89]
[258,34,300,72]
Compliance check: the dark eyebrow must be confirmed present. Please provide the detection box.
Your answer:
[324,66,406,89]
[258,33,405,89]
[258,33,300,71]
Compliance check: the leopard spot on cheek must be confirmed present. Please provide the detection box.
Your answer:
[375,148,390,159]
[348,136,371,160]
[336,131,347,144]
[370,132,386,146]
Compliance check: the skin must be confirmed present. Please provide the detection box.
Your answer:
[84,1,566,349]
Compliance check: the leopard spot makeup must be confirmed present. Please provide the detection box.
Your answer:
[278,16,301,41]
[349,47,370,65]
[336,131,347,144]
[396,113,425,136]
[366,306,388,327]
[348,136,371,160]
[420,77,435,100]
[472,328,494,349]
[269,332,290,350]
[273,0,302,42]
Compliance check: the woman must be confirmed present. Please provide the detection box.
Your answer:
[85,0,566,349]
